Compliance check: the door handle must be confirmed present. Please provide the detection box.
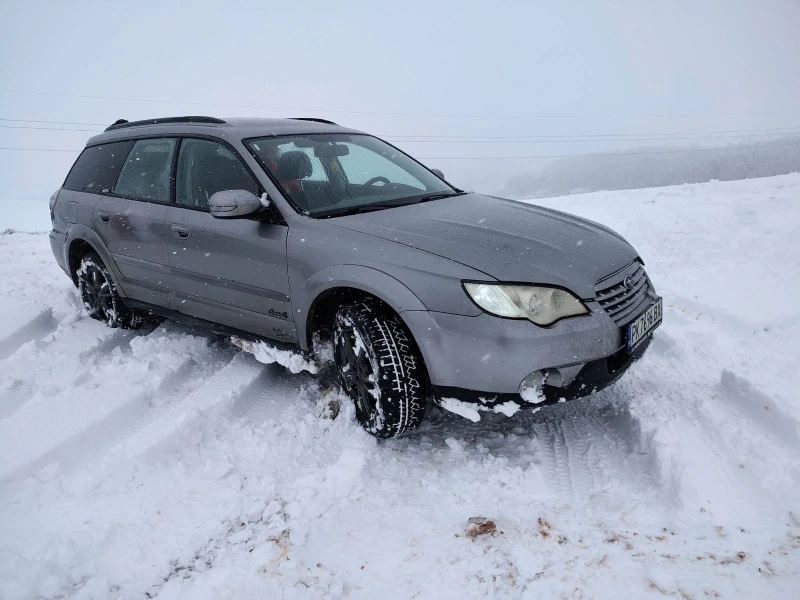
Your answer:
[98,211,110,223]
[171,224,191,239]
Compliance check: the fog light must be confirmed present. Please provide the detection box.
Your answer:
[519,370,546,404]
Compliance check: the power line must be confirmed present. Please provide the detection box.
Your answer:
[389,133,800,144]
[0,124,102,133]
[385,125,800,139]
[0,118,108,126]
[3,120,800,145]
[416,141,800,160]
[2,124,797,143]
[0,147,79,152]
[3,117,800,141]
[2,88,798,120]
[3,140,799,159]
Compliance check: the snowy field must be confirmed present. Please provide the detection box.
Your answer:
[1,174,799,599]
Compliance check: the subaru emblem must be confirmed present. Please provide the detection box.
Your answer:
[623,274,634,290]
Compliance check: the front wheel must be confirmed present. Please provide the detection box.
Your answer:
[334,300,427,438]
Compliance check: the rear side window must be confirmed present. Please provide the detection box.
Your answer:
[114,138,177,202]
[176,138,259,210]
[63,141,135,193]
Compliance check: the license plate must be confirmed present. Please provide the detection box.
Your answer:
[627,298,662,351]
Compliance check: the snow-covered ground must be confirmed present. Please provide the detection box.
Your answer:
[1,175,799,599]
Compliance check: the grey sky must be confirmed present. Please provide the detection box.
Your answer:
[1,0,798,229]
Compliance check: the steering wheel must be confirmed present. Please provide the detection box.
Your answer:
[363,176,390,187]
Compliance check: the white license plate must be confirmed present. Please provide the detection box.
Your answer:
[627,298,662,351]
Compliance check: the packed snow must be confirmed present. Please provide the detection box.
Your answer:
[1,174,799,599]
[231,337,320,375]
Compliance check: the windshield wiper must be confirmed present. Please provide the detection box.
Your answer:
[315,191,466,218]
[316,201,410,218]
[416,191,467,203]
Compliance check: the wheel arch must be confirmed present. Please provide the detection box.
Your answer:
[64,226,126,295]
[299,265,427,352]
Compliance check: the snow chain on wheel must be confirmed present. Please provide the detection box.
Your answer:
[76,252,142,329]
[334,299,427,438]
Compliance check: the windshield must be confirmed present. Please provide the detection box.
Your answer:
[246,134,459,217]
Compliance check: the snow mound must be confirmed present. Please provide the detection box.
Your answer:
[231,336,319,374]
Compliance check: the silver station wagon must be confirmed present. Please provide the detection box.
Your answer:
[49,116,662,438]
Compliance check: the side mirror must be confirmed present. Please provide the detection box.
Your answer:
[431,168,445,180]
[209,189,263,218]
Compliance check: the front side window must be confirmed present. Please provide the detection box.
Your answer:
[63,140,135,193]
[176,138,259,210]
[114,138,176,202]
[247,134,458,217]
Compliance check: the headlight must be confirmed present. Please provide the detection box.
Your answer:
[464,283,588,326]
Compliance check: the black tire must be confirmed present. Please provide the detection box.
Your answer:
[76,253,142,329]
[334,299,427,438]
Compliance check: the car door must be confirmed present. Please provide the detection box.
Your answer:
[165,137,294,342]
[92,137,176,307]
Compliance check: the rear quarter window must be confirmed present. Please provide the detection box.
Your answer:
[62,141,135,193]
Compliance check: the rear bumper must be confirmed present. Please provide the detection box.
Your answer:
[49,230,69,275]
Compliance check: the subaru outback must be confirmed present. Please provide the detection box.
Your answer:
[49,116,662,438]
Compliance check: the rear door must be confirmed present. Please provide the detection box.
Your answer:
[92,138,176,307]
[165,137,293,342]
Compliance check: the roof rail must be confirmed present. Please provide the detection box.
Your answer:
[105,116,226,132]
[290,117,338,126]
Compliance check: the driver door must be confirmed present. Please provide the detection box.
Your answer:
[165,137,294,343]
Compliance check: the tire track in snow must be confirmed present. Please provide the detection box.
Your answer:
[0,321,216,480]
[622,311,800,525]
[230,363,319,424]
[7,312,135,363]
[0,315,138,422]
[0,307,57,361]
[25,348,238,476]
[536,417,575,499]
[420,394,664,508]
[117,357,324,469]
[528,397,659,507]
[102,369,360,597]
[111,351,267,463]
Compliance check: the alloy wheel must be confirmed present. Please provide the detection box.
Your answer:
[81,265,114,322]
[337,326,378,421]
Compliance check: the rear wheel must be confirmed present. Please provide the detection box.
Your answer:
[334,299,427,438]
[77,253,142,329]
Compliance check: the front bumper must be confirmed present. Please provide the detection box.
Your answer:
[434,335,652,408]
[400,300,655,402]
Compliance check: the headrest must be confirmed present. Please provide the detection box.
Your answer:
[277,151,313,180]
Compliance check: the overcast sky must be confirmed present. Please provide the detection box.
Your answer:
[1,0,799,229]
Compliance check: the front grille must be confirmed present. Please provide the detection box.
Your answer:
[595,262,652,325]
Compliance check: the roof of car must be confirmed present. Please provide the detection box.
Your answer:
[86,116,364,146]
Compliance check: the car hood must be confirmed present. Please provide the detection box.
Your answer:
[329,193,638,299]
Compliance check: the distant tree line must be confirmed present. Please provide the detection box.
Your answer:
[502,137,800,198]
